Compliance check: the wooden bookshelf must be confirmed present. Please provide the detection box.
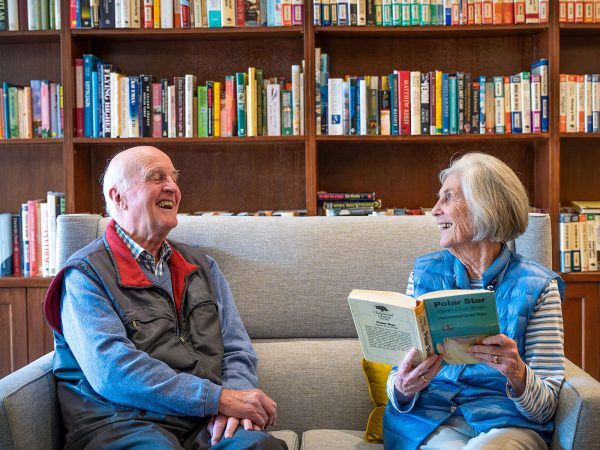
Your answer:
[1,0,600,379]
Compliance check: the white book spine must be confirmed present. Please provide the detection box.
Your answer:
[194,0,204,26]
[584,74,592,132]
[115,0,123,27]
[28,0,39,30]
[410,71,421,135]
[221,0,235,26]
[161,0,174,27]
[168,85,175,137]
[494,78,505,132]
[328,78,344,135]
[576,77,584,131]
[55,0,61,29]
[184,74,196,137]
[291,65,301,136]
[587,216,598,271]
[520,73,531,133]
[267,84,281,136]
[121,0,131,27]
[299,72,305,135]
[111,73,120,137]
[530,75,541,133]
[357,0,367,23]
[46,192,57,275]
[131,0,142,27]
[40,203,49,278]
[359,79,367,135]
[593,76,600,133]
[566,76,577,132]
[7,0,19,30]
[120,76,130,138]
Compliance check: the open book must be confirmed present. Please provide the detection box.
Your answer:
[348,288,500,365]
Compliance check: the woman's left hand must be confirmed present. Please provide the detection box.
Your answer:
[469,333,527,396]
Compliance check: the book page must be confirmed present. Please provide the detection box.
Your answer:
[348,292,423,366]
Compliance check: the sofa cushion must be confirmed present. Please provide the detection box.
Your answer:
[301,429,383,450]
[362,359,392,443]
[270,430,300,450]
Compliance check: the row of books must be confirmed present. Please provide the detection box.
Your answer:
[70,0,304,28]
[559,74,600,133]
[0,0,61,31]
[315,51,549,136]
[75,55,304,138]
[313,0,547,26]
[559,0,600,22]
[559,212,600,273]
[0,192,66,278]
[1,81,63,140]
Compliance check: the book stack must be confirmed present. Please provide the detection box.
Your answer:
[0,192,65,278]
[313,0,548,26]
[317,191,381,216]
[559,201,600,273]
[559,74,600,133]
[0,81,64,140]
[316,51,548,137]
[559,0,600,22]
[69,0,304,28]
[74,55,304,138]
[0,0,61,30]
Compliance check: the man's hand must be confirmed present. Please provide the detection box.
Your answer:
[207,415,262,445]
[218,388,277,430]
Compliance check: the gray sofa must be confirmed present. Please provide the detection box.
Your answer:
[2,214,600,450]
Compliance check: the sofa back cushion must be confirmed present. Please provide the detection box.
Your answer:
[57,214,552,340]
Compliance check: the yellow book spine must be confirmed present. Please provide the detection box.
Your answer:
[247,67,257,136]
[435,70,442,134]
[154,0,161,27]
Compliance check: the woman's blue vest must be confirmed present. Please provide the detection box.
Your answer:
[383,245,564,450]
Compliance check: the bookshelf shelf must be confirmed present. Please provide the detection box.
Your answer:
[559,24,600,35]
[0,30,60,43]
[70,27,304,40]
[0,139,63,146]
[562,272,600,283]
[73,136,305,145]
[0,277,53,288]
[559,133,600,139]
[315,24,549,38]
[316,134,549,143]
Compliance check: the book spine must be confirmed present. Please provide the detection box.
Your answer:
[225,76,235,136]
[570,214,581,272]
[530,74,541,133]
[128,75,140,137]
[0,214,13,276]
[236,72,246,136]
[587,214,598,271]
[328,78,343,135]
[399,71,410,135]
[448,73,457,134]
[184,74,196,137]
[267,83,281,136]
[206,80,213,136]
[213,80,221,137]
[151,82,162,137]
[420,72,430,135]
[493,76,505,134]
[11,214,21,276]
[174,76,185,137]
[20,204,29,277]
[160,78,168,136]
[197,85,208,137]
[120,75,130,137]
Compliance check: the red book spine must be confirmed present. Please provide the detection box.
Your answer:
[27,200,38,277]
[70,0,78,27]
[399,70,411,135]
[180,0,190,26]
[225,76,236,136]
[74,59,84,137]
[144,0,154,27]
[236,0,245,25]
[11,215,21,276]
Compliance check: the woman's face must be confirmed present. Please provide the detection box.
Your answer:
[432,173,475,250]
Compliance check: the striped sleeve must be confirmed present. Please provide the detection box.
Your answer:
[507,279,565,423]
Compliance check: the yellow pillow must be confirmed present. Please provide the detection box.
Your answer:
[361,358,392,443]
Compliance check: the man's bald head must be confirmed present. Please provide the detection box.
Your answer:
[102,146,170,218]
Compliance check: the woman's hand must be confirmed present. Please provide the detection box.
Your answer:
[394,348,444,403]
[469,333,527,396]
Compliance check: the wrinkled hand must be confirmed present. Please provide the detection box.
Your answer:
[394,348,444,402]
[207,415,261,445]
[218,388,277,430]
[469,333,527,395]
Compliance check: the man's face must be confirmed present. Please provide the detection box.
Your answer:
[121,151,181,243]
[432,173,475,250]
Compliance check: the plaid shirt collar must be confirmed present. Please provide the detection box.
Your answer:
[115,223,172,277]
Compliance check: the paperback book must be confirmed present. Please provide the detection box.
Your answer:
[348,288,499,365]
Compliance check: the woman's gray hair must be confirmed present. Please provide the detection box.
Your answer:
[440,152,529,242]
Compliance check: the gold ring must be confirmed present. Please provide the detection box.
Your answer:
[421,374,430,382]
[493,354,499,364]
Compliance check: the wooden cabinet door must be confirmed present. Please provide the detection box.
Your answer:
[0,288,28,377]
[563,282,600,381]
[27,287,55,362]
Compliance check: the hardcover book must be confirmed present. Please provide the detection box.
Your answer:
[348,288,499,365]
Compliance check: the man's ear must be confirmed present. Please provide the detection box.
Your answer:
[109,186,126,211]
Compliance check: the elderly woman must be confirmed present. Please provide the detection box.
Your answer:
[383,153,565,450]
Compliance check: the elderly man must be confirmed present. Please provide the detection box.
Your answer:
[44,146,286,450]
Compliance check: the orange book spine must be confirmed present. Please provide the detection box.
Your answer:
[493,0,503,22]
[559,74,566,133]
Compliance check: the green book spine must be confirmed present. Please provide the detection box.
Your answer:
[256,69,263,136]
[236,72,246,137]
[449,74,457,135]
[41,0,49,29]
[8,87,19,138]
[197,86,208,137]
[410,0,419,24]
[281,90,293,136]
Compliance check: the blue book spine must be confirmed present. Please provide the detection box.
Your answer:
[509,75,522,133]
[83,54,100,137]
[593,74,600,133]
[91,70,99,138]
[445,0,451,24]
[129,76,140,137]
[2,82,11,138]
[390,73,399,136]
[441,73,449,134]
[559,213,572,273]
[479,75,486,134]
[349,78,356,135]
[570,214,581,272]
[531,58,549,133]
[322,0,331,25]
[0,213,12,276]
[585,74,593,133]
[320,84,328,135]
[449,74,457,134]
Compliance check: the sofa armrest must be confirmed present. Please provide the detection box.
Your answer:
[0,352,61,450]
[551,360,600,450]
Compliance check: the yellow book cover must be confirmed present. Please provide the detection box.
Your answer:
[247,67,257,136]
[214,81,221,137]
[435,70,442,134]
